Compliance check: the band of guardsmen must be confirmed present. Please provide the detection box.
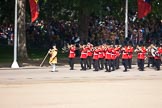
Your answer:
[63,40,162,72]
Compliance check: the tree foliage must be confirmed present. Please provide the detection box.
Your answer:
[1,0,162,24]
[0,0,162,60]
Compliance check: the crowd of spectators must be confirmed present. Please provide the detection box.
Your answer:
[88,16,162,46]
[0,24,14,45]
[1,15,162,49]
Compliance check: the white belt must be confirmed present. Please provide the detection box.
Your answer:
[81,53,87,54]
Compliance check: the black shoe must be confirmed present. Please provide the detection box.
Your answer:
[139,69,144,71]
[70,68,74,70]
[93,69,98,71]
[80,69,86,71]
[157,68,160,71]
[123,70,127,72]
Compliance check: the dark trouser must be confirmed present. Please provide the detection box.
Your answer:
[75,49,80,57]
[128,58,132,69]
[80,58,87,70]
[92,59,95,69]
[122,59,128,71]
[105,59,112,72]
[147,57,154,67]
[111,59,115,71]
[154,59,161,70]
[69,58,74,69]
[87,56,92,69]
[99,58,104,70]
[138,59,144,71]
[93,59,99,71]
[115,57,120,69]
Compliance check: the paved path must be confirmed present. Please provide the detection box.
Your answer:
[0,65,162,108]
[0,64,162,84]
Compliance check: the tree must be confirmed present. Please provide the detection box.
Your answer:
[17,0,28,60]
[0,0,14,23]
[1,0,162,61]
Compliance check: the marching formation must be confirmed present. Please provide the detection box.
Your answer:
[66,40,162,72]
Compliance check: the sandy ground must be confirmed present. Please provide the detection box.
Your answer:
[0,65,162,108]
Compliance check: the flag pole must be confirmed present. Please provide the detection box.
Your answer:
[11,0,19,68]
[125,0,128,38]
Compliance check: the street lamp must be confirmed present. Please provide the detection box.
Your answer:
[11,0,19,68]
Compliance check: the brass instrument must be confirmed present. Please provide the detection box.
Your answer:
[135,45,143,52]
[92,46,98,51]
[62,43,76,53]
[146,45,153,57]
[150,45,158,57]
[79,44,87,50]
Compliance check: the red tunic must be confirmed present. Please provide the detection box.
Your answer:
[105,48,112,60]
[98,48,104,59]
[111,48,116,60]
[137,47,146,59]
[128,46,134,59]
[154,47,162,59]
[93,49,99,60]
[87,47,93,57]
[158,47,162,54]
[114,47,120,57]
[68,47,76,58]
[122,47,129,59]
[80,47,87,59]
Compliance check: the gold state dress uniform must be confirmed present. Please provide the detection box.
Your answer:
[49,45,58,72]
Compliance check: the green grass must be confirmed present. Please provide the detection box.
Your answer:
[28,48,68,60]
[0,45,68,64]
[0,45,13,63]
[28,48,49,60]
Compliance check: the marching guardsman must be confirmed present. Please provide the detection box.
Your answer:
[93,46,99,71]
[146,43,155,67]
[153,42,162,70]
[105,43,112,72]
[158,43,162,65]
[114,44,121,69]
[121,41,129,72]
[135,41,146,71]
[111,45,116,71]
[49,44,58,72]
[158,43,162,55]
[98,45,104,70]
[86,42,93,69]
[80,44,88,70]
[68,44,76,70]
[127,41,134,69]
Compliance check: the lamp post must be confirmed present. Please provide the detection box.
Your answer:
[11,0,19,68]
[125,0,128,38]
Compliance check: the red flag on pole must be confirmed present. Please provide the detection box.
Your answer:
[138,0,151,19]
[29,0,39,22]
